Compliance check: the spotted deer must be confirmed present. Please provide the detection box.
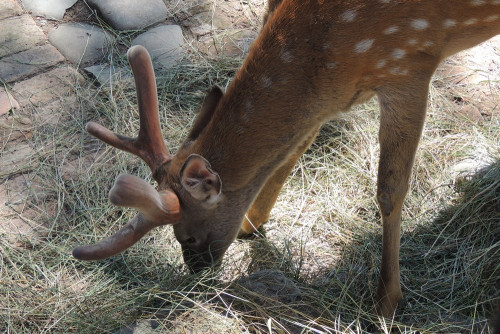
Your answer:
[73,0,500,316]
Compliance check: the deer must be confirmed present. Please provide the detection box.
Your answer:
[72,0,500,317]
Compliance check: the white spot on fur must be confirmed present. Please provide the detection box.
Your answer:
[407,39,418,46]
[261,76,272,88]
[470,0,486,5]
[379,0,390,3]
[384,26,399,34]
[354,39,374,53]
[376,59,387,68]
[423,41,434,47]
[411,19,429,30]
[392,48,406,59]
[485,15,499,22]
[443,19,457,28]
[390,67,408,75]
[280,49,293,63]
[492,0,500,4]
[323,42,331,50]
[326,62,338,69]
[340,9,357,22]
[464,18,478,25]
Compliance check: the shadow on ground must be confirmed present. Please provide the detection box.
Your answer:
[98,159,499,333]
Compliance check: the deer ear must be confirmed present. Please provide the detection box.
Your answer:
[187,86,224,140]
[180,154,222,204]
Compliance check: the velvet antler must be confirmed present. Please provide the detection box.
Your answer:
[85,45,170,179]
[73,46,180,260]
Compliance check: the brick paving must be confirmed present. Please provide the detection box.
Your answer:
[0,0,83,239]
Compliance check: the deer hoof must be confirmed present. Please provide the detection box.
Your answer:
[376,286,403,317]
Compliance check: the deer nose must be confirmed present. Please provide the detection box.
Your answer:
[182,236,198,247]
[181,246,218,273]
[179,232,207,250]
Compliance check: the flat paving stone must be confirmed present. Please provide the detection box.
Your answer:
[88,0,168,30]
[32,95,76,127]
[12,66,84,107]
[0,90,20,117]
[0,44,65,83]
[0,143,37,178]
[0,173,43,210]
[0,15,46,58]
[48,22,114,66]
[0,0,23,19]
[132,25,185,69]
[0,113,32,146]
[20,0,78,20]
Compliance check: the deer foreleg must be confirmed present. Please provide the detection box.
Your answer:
[239,128,320,237]
[375,75,432,316]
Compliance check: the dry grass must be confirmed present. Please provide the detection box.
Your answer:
[1,10,499,334]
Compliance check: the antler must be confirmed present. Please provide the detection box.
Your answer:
[73,46,181,261]
[85,45,170,178]
[73,174,181,260]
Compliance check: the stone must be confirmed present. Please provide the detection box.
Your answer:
[457,104,483,123]
[113,320,159,334]
[32,96,76,127]
[132,25,185,69]
[0,90,20,117]
[0,44,65,83]
[0,173,43,211]
[0,179,56,244]
[48,23,114,67]
[0,0,23,19]
[200,29,257,57]
[114,308,245,334]
[87,0,168,30]
[20,0,78,20]
[0,143,37,178]
[59,155,97,181]
[83,64,132,88]
[437,64,487,86]
[237,270,301,304]
[12,67,84,107]
[0,114,33,146]
[0,15,46,58]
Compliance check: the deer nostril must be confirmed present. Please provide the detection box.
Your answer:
[185,236,196,245]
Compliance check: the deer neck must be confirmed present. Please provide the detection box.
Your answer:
[191,59,329,200]
[193,77,314,192]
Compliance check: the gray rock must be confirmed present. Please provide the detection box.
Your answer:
[0,0,23,20]
[84,64,132,88]
[20,0,77,20]
[113,319,159,334]
[48,23,114,67]
[238,270,301,304]
[87,0,168,30]
[131,25,185,69]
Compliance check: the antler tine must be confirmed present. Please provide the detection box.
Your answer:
[73,174,180,260]
[73,213,154,260]
[86,45,170,179]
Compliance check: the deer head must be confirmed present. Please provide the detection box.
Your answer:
[73,45,241,270]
